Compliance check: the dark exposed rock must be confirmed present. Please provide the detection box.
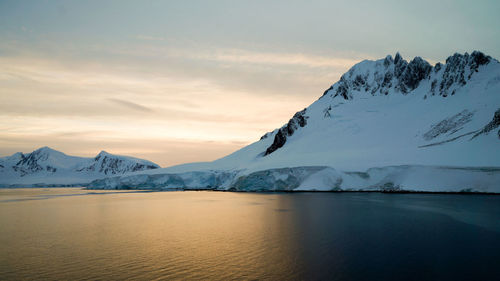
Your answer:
[79,154,159,175]
[75,151,159,175]
[470,51,491,71]
[323,105,332,118]
[434,62,442,73]
[334,76,350,100]
[394,53,408,78]
[394,52,403,65]
[322,85,333,97]
[260,132,271,140]
[328,51,492,100]
[472,109,500,139]
[423,110,474,141]
[382,72,392,88]
[353,75,366,88]
[430,79,438,95]
[13,149,48,175]
[438,51,491,97]
[401,57,432,91]
[440,53,468,96]
[383,55,393,67]
[264,129,287,156]
[264,109,308,156]
[332,52,432,97]
[46,166,57,173]
[131,163,158,172]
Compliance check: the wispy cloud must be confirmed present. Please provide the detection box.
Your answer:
[108,98,153,112]
[0,43,365,166]
[197,49,365,68]
[109,44,366,69]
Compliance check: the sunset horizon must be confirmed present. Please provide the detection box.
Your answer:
[2,0,499,167]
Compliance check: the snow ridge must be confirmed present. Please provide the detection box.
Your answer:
[0,147,160,186]
[264,51,497,156]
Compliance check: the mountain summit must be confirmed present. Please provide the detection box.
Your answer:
[264,51,497,157]
[0,147,159,186]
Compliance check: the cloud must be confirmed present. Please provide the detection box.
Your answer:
[0,130,249,167]
[197,49,365,68]
[0,43,363,166]
[108,43,365,69]
[108,98,153,112]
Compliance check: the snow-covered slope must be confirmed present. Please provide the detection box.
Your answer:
[89,51,500,192]
[207,51,500,172]
[0,147,159,186]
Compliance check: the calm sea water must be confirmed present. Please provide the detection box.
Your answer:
[0,188,499,281]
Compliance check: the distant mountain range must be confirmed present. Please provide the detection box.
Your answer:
[0,147,159,187]
[3,51,500,192]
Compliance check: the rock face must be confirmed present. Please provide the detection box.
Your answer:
[13,148,52,176]
[472,108,500,139]
[329,51,491,101]
[423,110,474,141]
[77,151,159,175]
[0,147,160,186]
[265,109,308,155]
[330,52,433,100]
[435,51,492,97]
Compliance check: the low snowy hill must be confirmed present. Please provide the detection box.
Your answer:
[89,51,500,193]
[0,147,159,187]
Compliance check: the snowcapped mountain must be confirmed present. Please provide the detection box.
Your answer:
[0,147,159,187]
[89,51,500,192]
[246,51,500,170]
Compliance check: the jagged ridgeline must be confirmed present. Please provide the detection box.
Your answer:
[264,51,496,156]
[331,51,490,98]
[0,147,159,187]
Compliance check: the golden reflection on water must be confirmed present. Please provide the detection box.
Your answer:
[3,189,500,280]
[0,189,302,280]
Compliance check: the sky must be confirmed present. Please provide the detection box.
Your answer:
[1,0,499,167]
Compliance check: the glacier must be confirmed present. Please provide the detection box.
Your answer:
[88,165,500,193]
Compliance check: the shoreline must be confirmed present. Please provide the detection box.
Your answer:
[1,185,499,195]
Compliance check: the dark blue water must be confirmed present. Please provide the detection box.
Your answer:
[288,193,500,281]
[0,189,499,280]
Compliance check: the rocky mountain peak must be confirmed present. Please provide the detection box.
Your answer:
[431,51,493,97]
[82,150,160,175]
[394,52,403,64]
[95,150,110,161]
[326,51,493,101]
[265,51,497,156]
[11,147,62,176]
[0,147,160,179]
